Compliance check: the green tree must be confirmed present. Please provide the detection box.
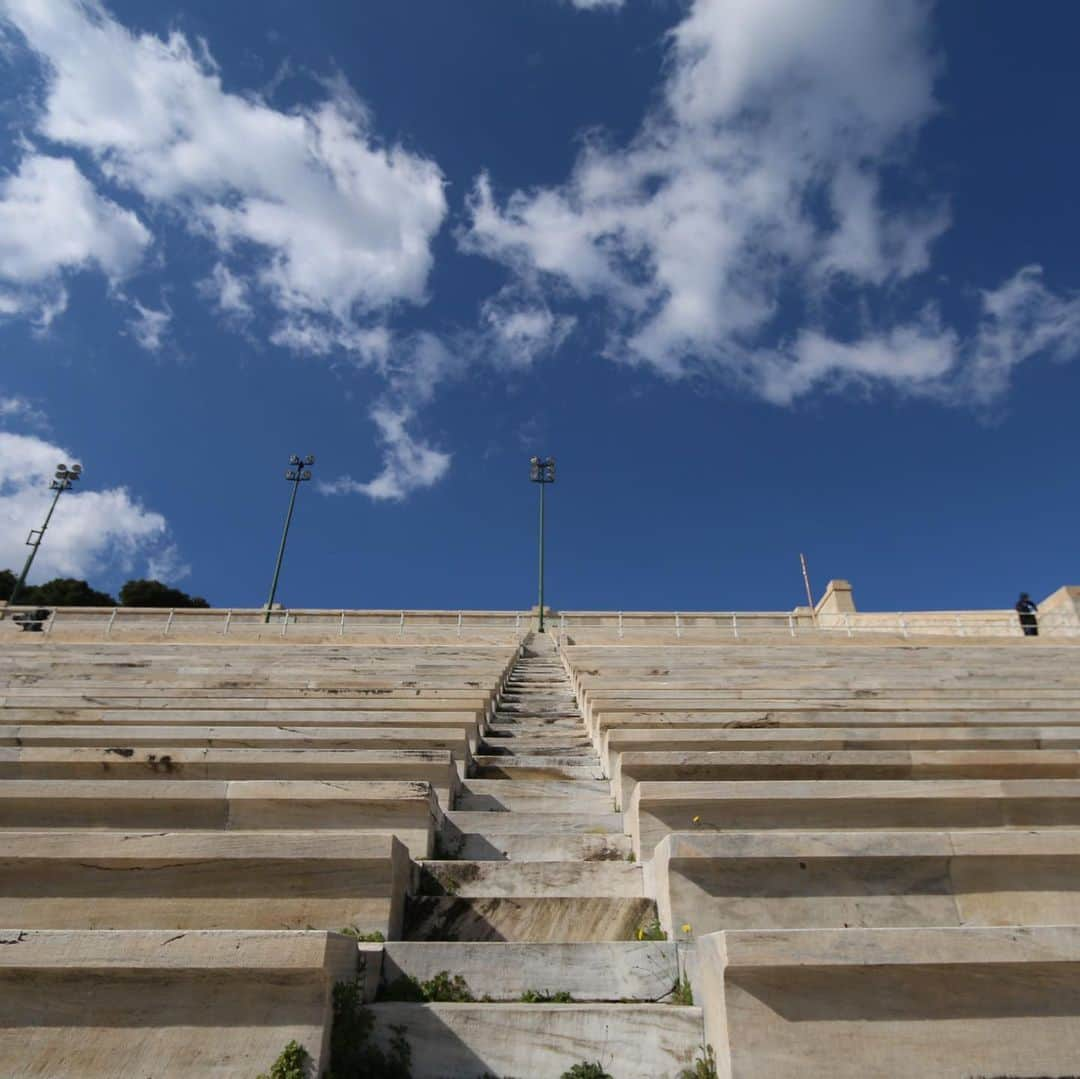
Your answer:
[119,579,209,608]
[26,578,116,606]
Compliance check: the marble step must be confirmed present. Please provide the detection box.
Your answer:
[472,756,604,780]
[381,941,678,1001]
[370,1002,703,1078]
[402,895,657,941]
[445,810,623,835]
[456,779,612,813]
[437,831,632,862]
[415,859,642,897]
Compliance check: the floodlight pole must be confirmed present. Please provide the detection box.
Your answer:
[529,457,556,633]
[264,454,315,623]
[6,463,82,613]
[800,552,815,611]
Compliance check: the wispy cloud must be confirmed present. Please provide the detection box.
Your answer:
[464,0,1080,406]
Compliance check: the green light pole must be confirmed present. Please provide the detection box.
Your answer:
[6,462,82,613]
[529,456,555,632]
[264,454,314,623]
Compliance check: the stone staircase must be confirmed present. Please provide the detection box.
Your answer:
[373,635,705,1078]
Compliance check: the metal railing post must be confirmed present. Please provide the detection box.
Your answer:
[788,613,795,637]
[399,611,405,637]
[280,611,289,637]
[845,613,853,638]
[224,609,232,635]
[105,608,118,637]
[675,613,682,639]
[457,612,463,638]
[732,613,739,639]
[339,610,346,636]
[618,612,624,640]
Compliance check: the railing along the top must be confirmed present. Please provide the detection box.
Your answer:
[2,607,529,642]
[555,609,1080,644]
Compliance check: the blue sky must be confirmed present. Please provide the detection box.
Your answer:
[0,0,1078,613]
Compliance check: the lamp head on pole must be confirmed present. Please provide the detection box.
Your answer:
[51,463,83,490]
[529,456,555,484]
[285,455,316,482]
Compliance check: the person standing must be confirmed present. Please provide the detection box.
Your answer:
[1016,593,1039,637]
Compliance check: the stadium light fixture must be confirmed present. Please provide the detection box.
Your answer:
[6,463,83,612]
[529,456,556,632]
[264,454,315,623]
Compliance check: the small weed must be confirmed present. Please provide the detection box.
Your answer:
[626,850,636,863]
[561,1064,613,1079]
[635,918,667,941]
[519,989,574,1003]
[672,977,694,1006]
[257,1040,311,1079]
[338,927,385,943]
[380,970,474,1003]
[678,1044,718,1079]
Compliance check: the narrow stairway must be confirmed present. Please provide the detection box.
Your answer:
[371,634,705,1078]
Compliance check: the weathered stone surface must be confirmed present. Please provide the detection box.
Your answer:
[382,941,678,1001]
[615,747,1080,808]
[0,929,357,1078]
[403,895,656,942]
[0,745,459,792]
[628,778,1080,859]
[651,829,1080,936]
[371,1002,703,1078]
[698,925,1080,1078]
[0,722,476,760]
[0,831,410,934]
[0,778,442,856]
[417,859,643,897]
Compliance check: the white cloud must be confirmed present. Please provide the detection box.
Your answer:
[465,0,1055,402]
[320,404,450,503]
[125,298,171,352]
[0,394,47,428]
[0,152,149,323]
[146,542,191,584]
[3,0,447,343]
[480,290,576,369]
[0,430,175,583]
[199,262,252,321]
[967,266,1080,404]
[755,265,1080,407]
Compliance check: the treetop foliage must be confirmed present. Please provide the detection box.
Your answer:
[2,570,209,608]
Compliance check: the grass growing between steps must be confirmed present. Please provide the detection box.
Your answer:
[380,970,475,1003]
[519,989,575,1003]
[635,918,667,941]
[678,1045,719,1079]
[671,977,694,1006]
[257,1040,311,1079]
[560,1064,613,1079]
[337,927,385,942]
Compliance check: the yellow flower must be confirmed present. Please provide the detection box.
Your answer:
[636,928,644,941]
[692,815,701,824]
[681,924,692,935]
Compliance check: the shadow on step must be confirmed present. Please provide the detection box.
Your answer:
[402,896,656,942]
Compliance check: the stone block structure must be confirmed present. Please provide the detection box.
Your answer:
[2,587,1080,1076]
